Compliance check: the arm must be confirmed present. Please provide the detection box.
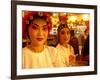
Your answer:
[69,46,76,66]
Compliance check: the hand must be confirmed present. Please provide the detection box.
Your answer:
[69,55,75,66]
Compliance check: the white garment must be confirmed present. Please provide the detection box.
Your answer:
[22,45,60,69]
[56,44,75,67]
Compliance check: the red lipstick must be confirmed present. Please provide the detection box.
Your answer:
[37,38,43,41]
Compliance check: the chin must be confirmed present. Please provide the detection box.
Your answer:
[37,42,45,45]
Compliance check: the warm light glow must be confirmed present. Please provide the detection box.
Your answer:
[82,14,89,21]
[69,16,77,22]
[52,13,58,17]
[59,12,66,16]
[51,15,59,26]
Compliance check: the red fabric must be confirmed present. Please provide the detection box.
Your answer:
[69,55,75,63]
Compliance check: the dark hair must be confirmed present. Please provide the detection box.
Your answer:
[57,24,69,33]
[70,30,74,36]
[81,35,89,56]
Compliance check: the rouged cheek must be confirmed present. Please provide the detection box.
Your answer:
[60,35,65,39]
[28,30,37,39]
[44,30,49,34]
[68,34,71,38]
[44,31,48,38]
[43,28,49,34]
[64,35,70,40]
[59,37,65,43]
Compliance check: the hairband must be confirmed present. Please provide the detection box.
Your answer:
[25,12,49,25]
[57,24,68,32]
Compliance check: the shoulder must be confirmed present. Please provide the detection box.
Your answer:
[22,47,31,55]
[68,45,74,51]
[23,47,29,52]
[68,44,73,48]
[45,46,58,59]
[45,45,58,55]
[46,45,57,51]
[56,44,61,49]
[68,45,75,55]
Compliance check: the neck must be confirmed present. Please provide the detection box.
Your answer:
[28,43,44,53]
[60,43,69,48]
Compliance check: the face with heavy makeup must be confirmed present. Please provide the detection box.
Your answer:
[59,27,71,46]
[28,18,48,47]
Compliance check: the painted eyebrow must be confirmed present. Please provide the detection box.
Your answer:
[32,23,39,26]
[32,23,48,27]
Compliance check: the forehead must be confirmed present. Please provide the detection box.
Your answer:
[60,27,70,32]
[32,18,47,25]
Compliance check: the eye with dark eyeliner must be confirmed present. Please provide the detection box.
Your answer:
[31,24,38,30]
[43,25,48,31]
[31,26,38,30]
[61,31,65,35]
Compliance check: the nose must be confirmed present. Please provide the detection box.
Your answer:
[38,29,43,36]
[65,33,70,40]
[65,33,68,38]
